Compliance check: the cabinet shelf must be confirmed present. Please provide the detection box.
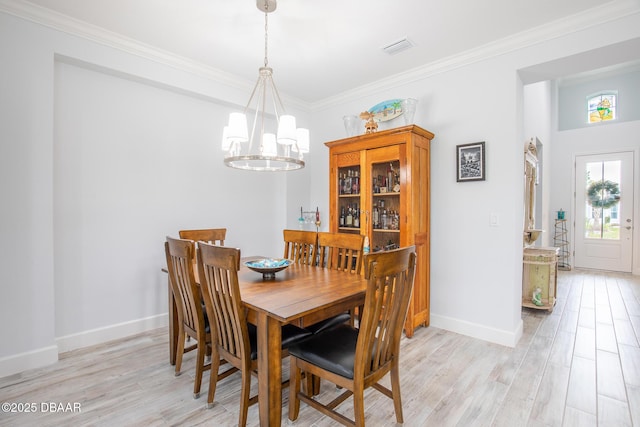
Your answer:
[373,192,400,197]
[326,125,434,337]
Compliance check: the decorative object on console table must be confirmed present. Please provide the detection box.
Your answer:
[554,219,571,270]
[522,247,558,312]
[456,141,485,182]
[325,125,434,337]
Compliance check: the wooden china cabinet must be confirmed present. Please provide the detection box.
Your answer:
[325,125,434,337]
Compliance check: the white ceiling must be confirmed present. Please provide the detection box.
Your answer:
[12,0,639,103]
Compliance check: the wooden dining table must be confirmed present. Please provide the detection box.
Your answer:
[166,256,368,427]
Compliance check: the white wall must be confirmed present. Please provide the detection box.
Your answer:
[0,11,310,376]
[311,55,526,346]
[1,6,640,377]
[1,11,58,374]
[53,60,287,339]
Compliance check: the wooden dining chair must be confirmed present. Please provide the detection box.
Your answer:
[317,232,365,274]
[283,229,318,265]
[177,229,225,347]
[164,236,211,399]
[196,242,312,427]
[287,246,417,427]
[178,228,226,245]
[305,232,365,335]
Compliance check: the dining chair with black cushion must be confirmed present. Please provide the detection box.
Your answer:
[283,229,318,265]
[287,246,417,427]
[196,242,312,427]
[164,236,211,399]
[178,228,226,246]
[306,232,365,335]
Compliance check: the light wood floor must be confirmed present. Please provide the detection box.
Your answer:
[1,269,639,426]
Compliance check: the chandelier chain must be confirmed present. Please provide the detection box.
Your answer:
[263,2,269,67]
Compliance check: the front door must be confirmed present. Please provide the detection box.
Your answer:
[574,151,634,272]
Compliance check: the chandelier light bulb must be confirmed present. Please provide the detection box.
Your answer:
[277,115,297,146]
[261,133,277,157]
[227,112,249,142]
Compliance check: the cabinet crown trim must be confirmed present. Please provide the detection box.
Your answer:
[325,125,434,148]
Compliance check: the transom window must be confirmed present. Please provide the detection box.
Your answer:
[587,92,617,123]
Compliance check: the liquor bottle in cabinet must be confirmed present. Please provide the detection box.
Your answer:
[325,125,434,337]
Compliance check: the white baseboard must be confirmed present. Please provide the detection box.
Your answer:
[430,313,523,348]
[0,313,168,379]
[56,313,168,353]
[0,345,59,379]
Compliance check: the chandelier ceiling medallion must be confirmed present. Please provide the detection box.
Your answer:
[221,0,309,171]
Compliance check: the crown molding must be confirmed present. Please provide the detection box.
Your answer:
[311,0,640,110]
[0,0,256,93]
[2,0,638,112]
[0,0,313,111]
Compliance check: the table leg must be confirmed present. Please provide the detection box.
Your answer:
[168,278,178,365]
[257,312,282,427]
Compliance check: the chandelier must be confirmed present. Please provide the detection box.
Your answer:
[222,0,309,171]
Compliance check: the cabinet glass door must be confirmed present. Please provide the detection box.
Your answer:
[337,164,362,234]
[367,145,403,252]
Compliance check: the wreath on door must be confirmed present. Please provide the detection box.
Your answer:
[587,180,620,209]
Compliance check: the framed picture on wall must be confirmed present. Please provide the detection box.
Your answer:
[456,141,485,182]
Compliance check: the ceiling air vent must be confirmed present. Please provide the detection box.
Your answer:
[382,37,414,55]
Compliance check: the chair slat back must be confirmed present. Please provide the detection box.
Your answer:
[357,246,416,377]
[179,228,227,246]
[197,243,250,365]
[317,232,365,274]
[283,230,318,265]
[165,237,204,333]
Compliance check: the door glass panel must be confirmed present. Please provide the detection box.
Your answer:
[583,160,621,240]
